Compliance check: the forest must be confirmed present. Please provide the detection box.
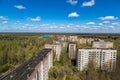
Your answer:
[0,33,55,76]
[0,33,120,80]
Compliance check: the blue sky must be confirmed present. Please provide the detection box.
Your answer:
[0,0,120,33]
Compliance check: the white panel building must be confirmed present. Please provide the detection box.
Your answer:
[77,48,117,71]
[68,42,76,60]
[45,43,61,61]
[92,41,113,48]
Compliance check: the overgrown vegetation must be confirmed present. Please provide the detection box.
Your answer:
[0,34,55,75]
[49,38,120,80]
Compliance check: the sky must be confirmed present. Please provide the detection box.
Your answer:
[0,0,120,33]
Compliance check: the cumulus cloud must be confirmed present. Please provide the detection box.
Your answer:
[2,21,8,24]
[99,16,118,20]
[29,16,41,22]
[67,0,78,5]
[86,22,95,25]
[112,22,119,25]
[98,23,103,26]
[68,12,79,18]
[40,24,49,27]
[103,21,110,24]
[0,16,8,20]
[14,21,22,25]
[109,26,115,29]
[14,5,26,10]
[82,0,95,7]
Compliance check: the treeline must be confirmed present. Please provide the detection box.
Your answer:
[0,35,55,75]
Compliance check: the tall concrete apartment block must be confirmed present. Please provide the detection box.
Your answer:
[92,41,113,48]
[2,49,53,80]
[77,48,117,71]
[45,44,61,61]
[68,42,76,60]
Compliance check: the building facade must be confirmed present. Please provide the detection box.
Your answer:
[79,38,94,44]
[45,43,62,61]
[77,48,117,71]
[92,41,113,48]
[1,49,53,80]
[68,42,76,60]
[68,36,78,42]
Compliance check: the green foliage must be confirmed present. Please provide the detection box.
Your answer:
[0,63,13,73]
[66,75,72,80]
[0,34,55,74]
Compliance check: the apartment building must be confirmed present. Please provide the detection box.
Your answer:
[68,42,76,60]
[87,38,94,44]
[92,41,113,48]
[68,36,78,42]
[79,38,94,44]
[2,49,53,80]
[45,43,61,61]
[77,48,117,71]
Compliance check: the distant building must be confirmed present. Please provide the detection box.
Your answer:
[77,48,117,71]
[54,44,62,61]
[68,36,78,42]
[1,49,53,80]
[58,35,67,41]
[87,38,94,44]
[79,38,94,44]
[79,38,87,44]
[45,43,62,61]
[53,40,61,44]
[92,41,113,48]
[68,42,76,60]
[61,42,68,48]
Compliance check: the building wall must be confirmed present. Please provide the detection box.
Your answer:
[77,48,117,71]
[92,41,113,48]
[29,51,53,80]
[68,36,78,42]
[45,44,61,61]
[68,43,76,60]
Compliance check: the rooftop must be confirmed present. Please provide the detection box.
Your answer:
[1,48,52,80]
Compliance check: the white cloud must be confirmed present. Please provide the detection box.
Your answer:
[82,0,95,7]
[14,5,26,10]
[67,0,78,5]
[29,16,41,22]
[14,21,22,25]
[112,22,119,25]
[99,16,118,20]
[109,26,115,29]
[66,25,70,28]
[0,16,8,20]
[68,12,79,18]
[2,21,8,24]
[98,23,103,26]
[86,22,95,25]
[40,24,49,27]
[103,21,110,24]
[60,26,64,29]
